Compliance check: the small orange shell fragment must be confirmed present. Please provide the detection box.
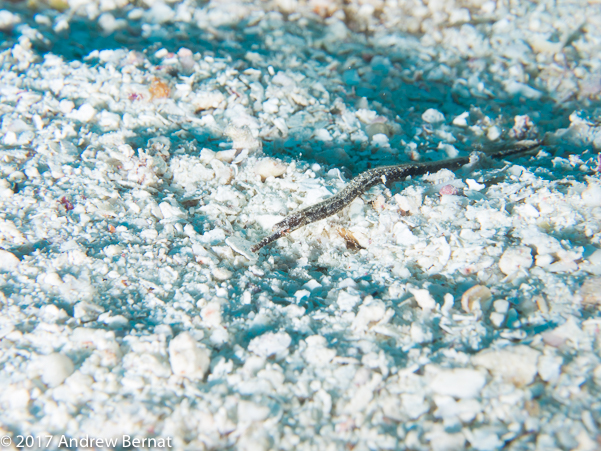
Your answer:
[149,78,170,99]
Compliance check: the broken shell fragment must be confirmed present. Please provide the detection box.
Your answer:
[254,158,287,182]
[338,227,365,250]
[579,277,601,305]
[461,285,492,318]
[498,246,533,275]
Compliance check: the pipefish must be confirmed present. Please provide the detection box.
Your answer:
[251,140,541,252]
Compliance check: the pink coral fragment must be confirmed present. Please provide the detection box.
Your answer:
[439,184,459,195]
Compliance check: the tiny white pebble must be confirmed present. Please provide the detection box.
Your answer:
[248,332,291,358]
[74,301,104,322]
[212,267,233,281]
[422,108,445,123]
[430,369,486,398]
[499,246,533,275]
[168,333,210,380]
[411,288,436,311]
[39,353,74,387]
[104,244,123,257]
[466,179,485,191]
[254,158,287,182]
[0,249,19,271]
[337,289,361,311]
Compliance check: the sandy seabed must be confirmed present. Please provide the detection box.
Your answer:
[1,0,601,450]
